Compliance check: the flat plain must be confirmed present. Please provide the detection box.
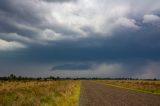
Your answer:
[0,80,80,106]
[0,80,160,106]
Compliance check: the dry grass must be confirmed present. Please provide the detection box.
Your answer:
[0,80,80,106]
[94,80,160,94]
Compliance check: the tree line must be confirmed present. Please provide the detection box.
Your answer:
[0,74,158,81]
[0,74,61,81]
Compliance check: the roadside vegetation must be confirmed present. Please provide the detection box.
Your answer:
[0,74,159,105]
[94,80,160,94]
[0,80,80,106]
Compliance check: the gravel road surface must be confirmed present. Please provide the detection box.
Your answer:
[80,81,160,106]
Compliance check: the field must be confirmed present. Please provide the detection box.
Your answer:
[0,80,160,106]
[93,80,160,94]
[0,80,80,106]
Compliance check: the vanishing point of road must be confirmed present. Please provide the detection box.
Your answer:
[80,81,160,106]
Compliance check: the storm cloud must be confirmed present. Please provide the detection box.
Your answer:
[0,0,160,78]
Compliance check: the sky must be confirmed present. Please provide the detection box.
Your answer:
[0,0,160,78]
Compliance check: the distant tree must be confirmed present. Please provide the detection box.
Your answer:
[56,76,60,79]
[49,76,55,80]
[9,74,16,80]
[36,77,42,80]
[17,75,23,80]
[153,78,157,81]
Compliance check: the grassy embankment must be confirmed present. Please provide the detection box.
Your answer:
[0,80,80,106]
[94,80,160,94]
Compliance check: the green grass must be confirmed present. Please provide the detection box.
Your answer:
[93,80,160,95]
[0,80,81,106]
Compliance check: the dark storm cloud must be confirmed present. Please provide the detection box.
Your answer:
[0,0,41,41]
[0,0,160,78]
[0,0,82,44]
[0,0,42,25]
[1,24,160,64]
[42,0,76,3]
[51,63,92,71]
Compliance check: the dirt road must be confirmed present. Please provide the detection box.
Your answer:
[80,81,160,106]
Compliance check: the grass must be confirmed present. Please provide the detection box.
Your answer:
[0,80,80,106]
[1,79,159,106]
[93,80,160,95]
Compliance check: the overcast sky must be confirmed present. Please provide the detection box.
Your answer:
[0,0,160,78]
